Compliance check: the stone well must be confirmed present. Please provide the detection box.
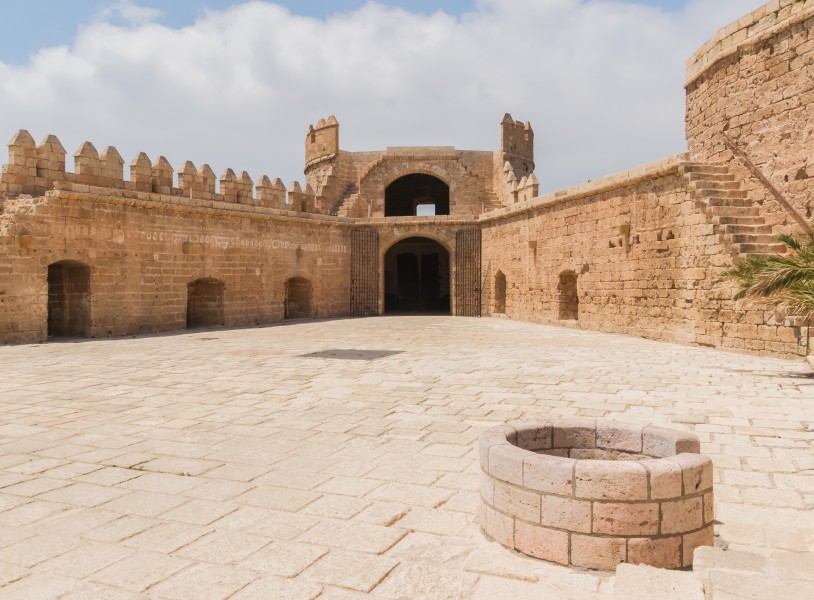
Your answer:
[479,420,714,571]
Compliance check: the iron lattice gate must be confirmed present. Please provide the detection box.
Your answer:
[350,227,379,316]
[455,228,482,317]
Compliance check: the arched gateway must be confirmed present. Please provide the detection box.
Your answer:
[384,237,450,314]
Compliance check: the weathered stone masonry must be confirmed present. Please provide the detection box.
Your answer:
[0,0,811,358]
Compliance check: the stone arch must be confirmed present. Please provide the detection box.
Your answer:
[285,277,313,319]
[383,237,450,314]
[384,173,450,217]
[493,270,507,315]
[186,278,225,328]
[47,260,92,338]
[558,271,579,321]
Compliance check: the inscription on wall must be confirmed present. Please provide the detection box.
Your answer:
[63,225,348,253]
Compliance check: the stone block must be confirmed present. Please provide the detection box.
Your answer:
[540,494,591,533]
[596,421,643,452]
[644,459,683,500]
[627,536,682,569]
[642,426,700,458]
[592,501,659,535]
[485,505,514,547]
[523,454,575,496]
[513,421,552,451]
[552,419,596,449]
[494,480,540,524]
[514,521,569,565]
[575,460,648,501]
[570,534,626,571]
[665,453,713,494]
[661,497,703,534]
[488,444,524,486]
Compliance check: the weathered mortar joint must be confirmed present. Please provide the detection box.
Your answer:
[479,420,714,571]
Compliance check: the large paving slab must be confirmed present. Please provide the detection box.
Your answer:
[0,316,812,598]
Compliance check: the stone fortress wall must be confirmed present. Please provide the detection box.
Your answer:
[0,0,811,358]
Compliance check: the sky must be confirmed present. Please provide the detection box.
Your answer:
[0,0,767,193]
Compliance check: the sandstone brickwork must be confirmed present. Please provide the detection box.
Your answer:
[479,421,714,570]
[0,1,811,359]
[686,0,814,234]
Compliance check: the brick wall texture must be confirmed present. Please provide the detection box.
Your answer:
[1,1,812,358]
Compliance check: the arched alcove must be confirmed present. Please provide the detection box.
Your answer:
[493,270,506,314]
[47,260,91,338]
[384,237,450,314]
[558,271,579,320]
[187,278,225,328]
[385,174,450,217]
[285,277,313,319]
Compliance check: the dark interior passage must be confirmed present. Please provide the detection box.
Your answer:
[385,174,450,217]
[285,277,312,319]
[384,237,450,314]
[558,271,579,320]
[47,260,91,337]
[187,278,225,328]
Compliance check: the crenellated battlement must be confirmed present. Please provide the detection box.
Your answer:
[0,130,327,216]
[500,113,534,172]
[305,115,339,168]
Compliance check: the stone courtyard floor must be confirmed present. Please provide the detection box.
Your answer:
[0,316,813,599]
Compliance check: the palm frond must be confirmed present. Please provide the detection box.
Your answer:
[722,223,814,318]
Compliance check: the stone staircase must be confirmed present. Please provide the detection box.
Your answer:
[680,163,787,260]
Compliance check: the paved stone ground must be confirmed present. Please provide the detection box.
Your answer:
[0,316,812,599]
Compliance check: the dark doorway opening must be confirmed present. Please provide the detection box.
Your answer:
[558,271,579,320]
[385,174,450,217]
[285,277,312,319]
[385,237,450,314]
[494,270,506,314]
[47,260,91,338]
[187,278,225,328]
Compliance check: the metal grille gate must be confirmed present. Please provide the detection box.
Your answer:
[455,228,482,317]
[350,227,379,316]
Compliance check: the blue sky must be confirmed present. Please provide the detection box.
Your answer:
[0,0,766,191]
[2,0,692,64]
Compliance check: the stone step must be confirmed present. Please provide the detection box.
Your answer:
[691,179,741,190]
[612,564,703,600]
[725,233,780,244]
[681,164,731,175]
[714,215,765,225]
[704,189,748,199]
[711,206,761,217]
[685,170,736,181]
[722,224,772,234]
[734,242,787,255]
[706,197,752,207]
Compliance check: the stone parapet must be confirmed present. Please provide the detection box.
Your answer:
[480,153,689,223]
[479,421,714,571]
[685,0,814,85]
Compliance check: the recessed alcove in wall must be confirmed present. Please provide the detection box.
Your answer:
[558,271,579,321]
[385,174,450,217]
[493,270,507,314]
[384,237,450,314]
[187,278,225,329]
[285,277,313,319]
[47,260,91,338]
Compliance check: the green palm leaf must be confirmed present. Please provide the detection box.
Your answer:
[722,222,814,319]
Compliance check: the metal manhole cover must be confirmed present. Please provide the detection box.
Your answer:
[301,349,403,361]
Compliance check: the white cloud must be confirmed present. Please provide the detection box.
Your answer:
[98,1,163,26]
[0,0,765,193]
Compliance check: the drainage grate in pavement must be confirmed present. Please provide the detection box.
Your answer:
[301,349,404,361]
